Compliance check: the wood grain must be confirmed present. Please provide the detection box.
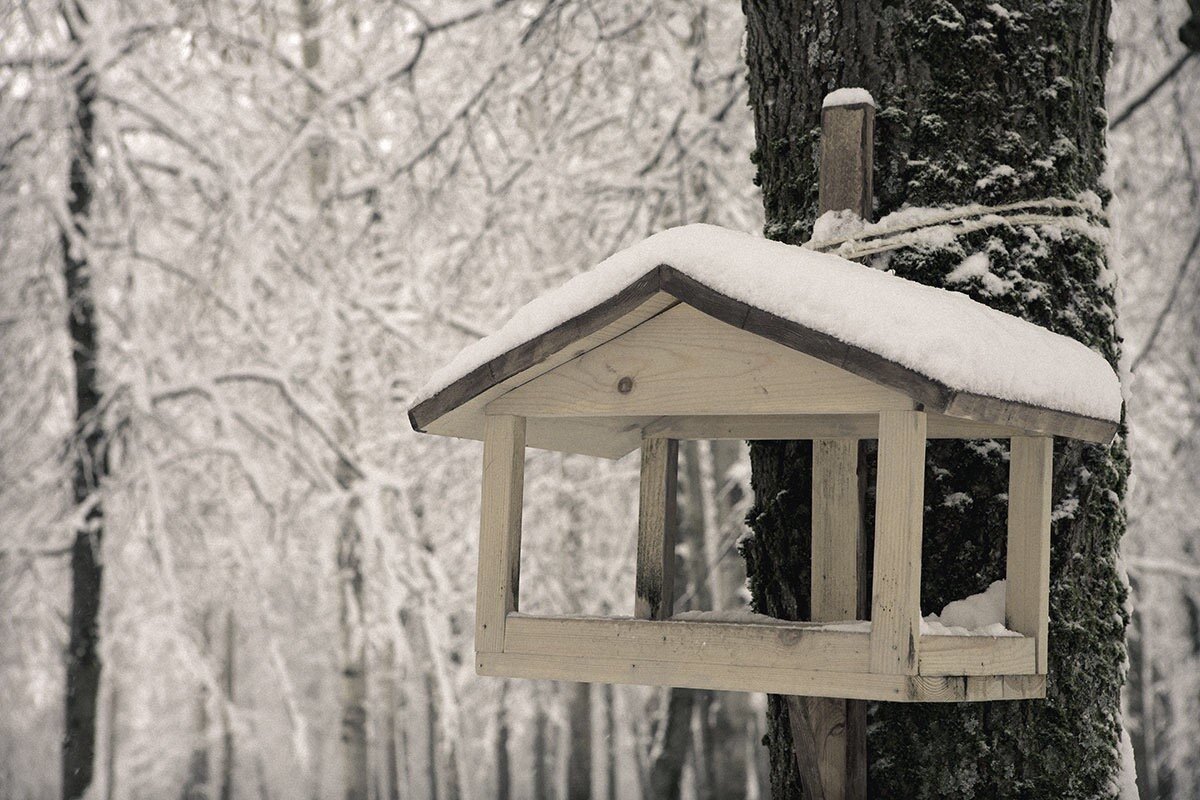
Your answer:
[474,415,525,653]
[487,303,914,417]
[869,410,927,675]
[818,103,874,218]
[635,437,678,620]
[812,439,864,622]
[1006,436,1053,673]
[503,614,871,672]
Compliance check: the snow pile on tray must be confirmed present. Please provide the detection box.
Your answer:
[413,224,1122,422]
[823,87,875,108]
[669,580,1018,637]
[922,580,1018,637]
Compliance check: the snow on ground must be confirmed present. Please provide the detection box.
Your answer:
[414,224,1122,423]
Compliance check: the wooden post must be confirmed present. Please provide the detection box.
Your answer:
[792,93,875,800]
[635,437,679,620]
[869,410,927,675]
[1006,436,1053,673]
[476,414,526,654]
[818,98,875,219]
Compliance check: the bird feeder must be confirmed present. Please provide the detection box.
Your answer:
[407,224,1121,704]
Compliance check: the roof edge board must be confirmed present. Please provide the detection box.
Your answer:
[409,266,673,431]
[410,262,1117,444]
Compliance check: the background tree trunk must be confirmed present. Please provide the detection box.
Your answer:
[533,696,554,800]
[495,683,511,800]
[60,1,105,796]
[566,682,592,800]
[740,1,1128,797]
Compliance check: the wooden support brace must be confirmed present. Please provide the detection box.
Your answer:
[475,414,526,654]
[635,437,678,620]
[1006,436,1053,673]
[869,410,927,675]
[802,439,868,800]
[793,94,876,800]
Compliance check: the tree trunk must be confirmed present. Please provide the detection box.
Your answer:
[60,1,105,796]
[496,683,511,800]
[220,610,235,800]
[294,2,370,797]
[533,696,554,800]
[603,684,617,800]
[426,671,440,800]
[646,689,694,800]
[182,613,212,800]
[740,1,1128,797]
[566,682,592,800]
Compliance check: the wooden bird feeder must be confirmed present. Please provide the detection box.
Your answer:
[408,97,1121,708]
[407,228,1121,704]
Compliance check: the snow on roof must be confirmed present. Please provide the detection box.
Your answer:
[823,87,875,109]
[413,224,1122,424]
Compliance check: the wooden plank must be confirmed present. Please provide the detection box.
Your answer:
[477,650,914,701]
[421,292,678,446]
[411,270,677,430]
[478,650,1044,702]
[1006,436,1053,673]
[869,410,927,675]
[488,304,914,417]
[639,413,1024,441]
[786,697,829,800]
[635,438,678,620]
[503,614,871,672]
[917,635,1037,676]
[818,102,874,219]
[812,439,864,622]
[642,413,879,440]
[911,674,1047,702]
[475,415,526,653]
[809,437,867,800]
[943,391,1116,444]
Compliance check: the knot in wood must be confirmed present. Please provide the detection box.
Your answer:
[617,376,634,394]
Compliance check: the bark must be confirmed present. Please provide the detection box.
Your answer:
[60,1,105,796]
[646,689,694,800]
[496,683,511,800]
[426,671,440,800]
[740,1,1128,798]
[566,682,592,800]
[220,610,235,800]
[603,684,617,800]
[383,644,402,800]
[533,697,554,800]
[181,613,212,800]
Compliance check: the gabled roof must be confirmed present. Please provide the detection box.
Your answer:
[409,225,1121,447]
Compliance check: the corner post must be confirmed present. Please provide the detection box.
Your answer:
[869,409,927,675]
[789,92,875,800]
[476,414,526,654]
[1006,436,1053,673]
[635,437,679,620]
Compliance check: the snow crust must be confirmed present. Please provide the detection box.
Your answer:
[413,224,1122,423]
[823,87,875,109]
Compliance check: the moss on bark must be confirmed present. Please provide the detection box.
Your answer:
[740,1,1129,797]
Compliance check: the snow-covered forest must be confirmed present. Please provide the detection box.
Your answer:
[0,0,1196,798]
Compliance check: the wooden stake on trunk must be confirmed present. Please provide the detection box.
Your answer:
[787,96,875,800]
